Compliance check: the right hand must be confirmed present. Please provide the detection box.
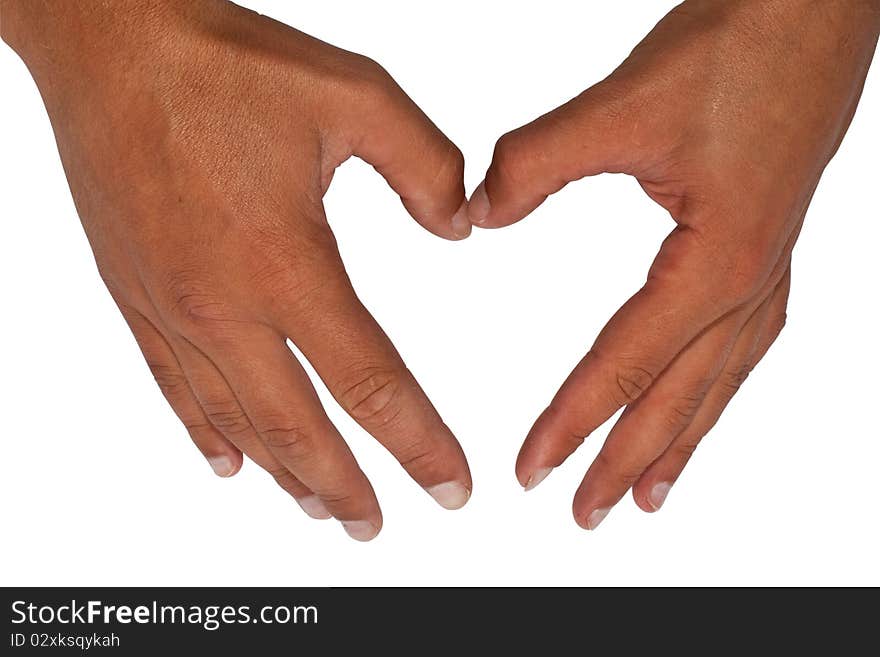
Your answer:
[468,0,879,529]
[2,0,472,540]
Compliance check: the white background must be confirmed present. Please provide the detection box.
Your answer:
[2,1,878,586]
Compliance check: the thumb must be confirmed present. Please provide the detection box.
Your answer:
[468,80,641,229]
[336,58,469,240]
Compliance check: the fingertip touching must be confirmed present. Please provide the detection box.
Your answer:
[342,65,470,241]
[468,84,637,231]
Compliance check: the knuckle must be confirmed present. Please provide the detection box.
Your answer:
[268,467,304,496]
[433,142,465,191]
[172,294,238,335]
[342,54,397,106]
[412,140,466,215]
[147,362,189,398]
[203,400,251,435]
[337,367,405,426]
[647,226,703,282]
[353,54,390,80]
[719,363,753,394]
[314,489,355,506]
[267,465,289,480]
[543,403,588,450]
[449,143,466,178]
[267,465,292,484]
[672,439,700,461]
[161,272,244,339]
[255,419,313,456]
[613,363,655,406]
[491,131,531,186]
[182,419,213,433]
[715,240,776,305]
[657,231,771,309]
[660,394,704,434]
[726,262,768,303]
[594,450,642,488]
[397,440,439,473]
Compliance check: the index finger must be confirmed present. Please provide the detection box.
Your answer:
[268,235,473,510]
[515,227,749,489]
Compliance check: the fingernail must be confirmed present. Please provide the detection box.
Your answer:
[341,520,379,542]
[207,455,234,477]
[451,201,472,239]
[426,481,471,510]
[648,482,672,511]
[585,507,611,530]
[467,181,490,225]
[297,495,332,520]
[524,467,553,492]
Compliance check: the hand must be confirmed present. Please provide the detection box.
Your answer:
[468,0,880,528]
[2,0,473,540]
